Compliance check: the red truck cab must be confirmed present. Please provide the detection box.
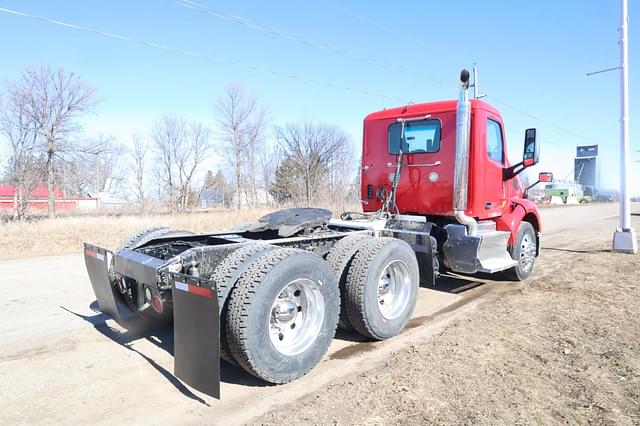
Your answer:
[359,73,545,279]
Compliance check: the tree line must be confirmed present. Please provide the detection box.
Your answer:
[0,66,359,219]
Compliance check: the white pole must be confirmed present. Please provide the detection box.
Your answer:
[620,0,630,230]
[613,0,638,253]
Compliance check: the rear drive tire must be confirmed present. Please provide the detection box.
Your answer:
[226,248,339,383]
[210,243,277,365]
[326,234,374,331]
[344,238,419,340]
[504,222,537,281]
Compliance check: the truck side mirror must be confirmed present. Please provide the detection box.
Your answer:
[524,171,553,198]
[538,172,553,183]
[503,128,542,181]
[523,128,539,166]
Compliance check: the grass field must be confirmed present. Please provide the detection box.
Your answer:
[0,208,275,259]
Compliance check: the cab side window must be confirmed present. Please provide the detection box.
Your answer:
[486,119,504,164]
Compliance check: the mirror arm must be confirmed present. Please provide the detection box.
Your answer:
[503,161,526,180]
[524,179,541,199]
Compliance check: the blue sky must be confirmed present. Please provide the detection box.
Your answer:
[0,0,638,193]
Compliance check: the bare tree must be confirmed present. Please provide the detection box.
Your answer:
[152,116,181,212]
[130,134,148,214]
[7,66,97,218]
[274,122,351,206]
[215,83,268,208]
[152,115,212,212]
[53,134,125,204]
[257,141,279,206]
[175,121,212,211]
[0,94,43,219]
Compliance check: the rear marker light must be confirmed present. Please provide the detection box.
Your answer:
[85,249,104,261]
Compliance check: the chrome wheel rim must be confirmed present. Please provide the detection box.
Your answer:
[269,278,325,356]
[377,260,412,320]
[519,233,536,273]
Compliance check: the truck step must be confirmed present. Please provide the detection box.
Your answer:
[476,230,517,273]
[475,221,497,234]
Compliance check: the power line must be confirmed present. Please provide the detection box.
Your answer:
[0,6,403,102]
[319,1,605,147]
[318,0,427,48]
[169,0,448,86]
[488,95,602,145]
[504,125,575,154]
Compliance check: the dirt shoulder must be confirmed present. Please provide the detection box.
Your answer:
[256,250,640,425]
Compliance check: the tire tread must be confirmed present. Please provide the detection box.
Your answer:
[326,234,373,330]
[211,243,276,364]
[344,237,396,339]
[227,248,310,383]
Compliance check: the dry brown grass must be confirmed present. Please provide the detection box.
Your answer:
[0,208,274,260]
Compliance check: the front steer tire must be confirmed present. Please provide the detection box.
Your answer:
[226,248,340,384]
[344,238,419,340]
[504,222,537,281]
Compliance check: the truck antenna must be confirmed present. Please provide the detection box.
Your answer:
[469,63,486,99]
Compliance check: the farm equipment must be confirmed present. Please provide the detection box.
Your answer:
[84,69,547,398]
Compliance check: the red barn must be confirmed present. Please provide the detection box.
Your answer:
[0,185,97,211]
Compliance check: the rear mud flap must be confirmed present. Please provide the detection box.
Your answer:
[169,273,220,399]
[84,243,138,325]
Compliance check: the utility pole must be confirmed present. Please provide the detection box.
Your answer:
[613,0,638,253]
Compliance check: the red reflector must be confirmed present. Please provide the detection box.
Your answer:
[188,285,214,298]
[85,249,96,258]
[175,281,214,298]
[152,296,163,314]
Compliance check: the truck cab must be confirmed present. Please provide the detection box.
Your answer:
[362,99,521,218]
[359,72,544,277]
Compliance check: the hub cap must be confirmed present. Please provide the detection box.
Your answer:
[377,260,412,320]
[269,279,325,356]
[519,233,536,273]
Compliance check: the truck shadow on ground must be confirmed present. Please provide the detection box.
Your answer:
[62,274,495,398]
[542,246,610,254]
[60,304,270,403]
[333,273,487,343]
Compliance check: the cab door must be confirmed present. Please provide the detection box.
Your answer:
[481,116,506,218]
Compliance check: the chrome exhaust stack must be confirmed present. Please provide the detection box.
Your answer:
[453,69,478,235]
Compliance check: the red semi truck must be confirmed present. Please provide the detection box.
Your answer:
[84,69,550,398]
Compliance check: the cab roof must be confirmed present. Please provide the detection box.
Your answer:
[364,99,500,121]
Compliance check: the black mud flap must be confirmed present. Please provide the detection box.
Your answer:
[84,243,138,325]
[170,273,220,399]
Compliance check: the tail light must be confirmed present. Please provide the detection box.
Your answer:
[151,295,163,314]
